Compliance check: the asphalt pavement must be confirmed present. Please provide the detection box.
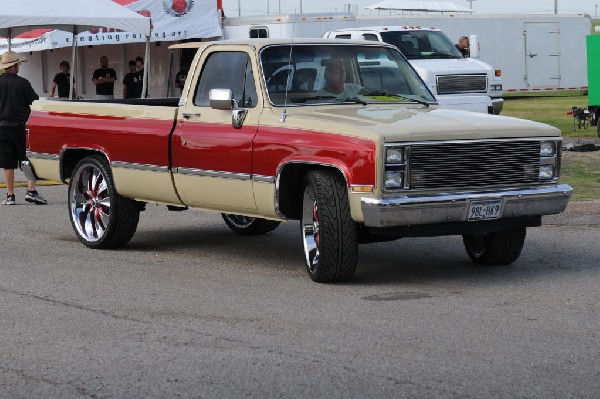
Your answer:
[1,183,599,398]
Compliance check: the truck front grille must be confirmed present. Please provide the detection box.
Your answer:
[437,74,487,94]
[408,140,541,190]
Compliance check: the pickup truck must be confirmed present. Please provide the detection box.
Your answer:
[323,27,504,115]
[24,38,572,283]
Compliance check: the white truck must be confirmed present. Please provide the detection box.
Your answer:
[323,26,504,114]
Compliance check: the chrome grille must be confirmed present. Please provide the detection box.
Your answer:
[437,74,487,95]
[408,140,541,190]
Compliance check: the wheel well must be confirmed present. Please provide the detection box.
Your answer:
[277,163,347,220]
[61,149,107,181]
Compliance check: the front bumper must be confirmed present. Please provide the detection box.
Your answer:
[361,184,572,228]
[491,97,504,115]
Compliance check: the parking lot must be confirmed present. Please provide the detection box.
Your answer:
[1,176,599,398]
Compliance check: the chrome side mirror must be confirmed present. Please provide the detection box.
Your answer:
[209,88,248,129]
[209,88,234,110]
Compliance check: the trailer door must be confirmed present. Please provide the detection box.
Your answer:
[524,22,560,89]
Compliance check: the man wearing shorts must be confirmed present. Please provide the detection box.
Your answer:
[0,51,47,205]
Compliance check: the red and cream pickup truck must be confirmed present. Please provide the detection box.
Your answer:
[24,39,572,283]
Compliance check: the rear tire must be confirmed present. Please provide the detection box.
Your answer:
[68,156,140,249]
[301,170,357,283]
[221,214,280,235]
[463,227,526,265]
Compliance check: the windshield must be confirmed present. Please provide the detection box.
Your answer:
[380,30,463,60]
[260,44,436,106]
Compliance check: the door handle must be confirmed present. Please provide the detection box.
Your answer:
[528,52,537,58]
[182,112,201,119]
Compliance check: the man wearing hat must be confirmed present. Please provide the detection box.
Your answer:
[0,51,47,205]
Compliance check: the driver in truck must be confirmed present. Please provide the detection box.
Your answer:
[316,58,366,100]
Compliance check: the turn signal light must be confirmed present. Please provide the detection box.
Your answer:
[495,70,502,77]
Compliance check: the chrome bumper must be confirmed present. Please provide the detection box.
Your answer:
[491,97,504,115]
[361,184,572,228]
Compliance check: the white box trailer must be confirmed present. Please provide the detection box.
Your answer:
[222,12,358,40]
[353,13,592,93]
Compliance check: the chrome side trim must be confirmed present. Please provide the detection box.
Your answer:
[26,151,59,160]
[111,161,169,173]
[361,184,573,228]
[175,167,251,181]
[253,174,276,184]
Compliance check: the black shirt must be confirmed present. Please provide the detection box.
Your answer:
[53,72,72,98]
[122,71,143,98]
[92,67,117,95]
[0,73,39,126]
[455,45,469,58]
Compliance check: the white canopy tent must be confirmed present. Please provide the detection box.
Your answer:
[366,1,473,13]
[0,0,150,38]
[0,0,150,99]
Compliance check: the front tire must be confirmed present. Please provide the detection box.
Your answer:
[301,170,357,283]
[221,214,280,235]
[68,155,140,249]
[463,227,526,265]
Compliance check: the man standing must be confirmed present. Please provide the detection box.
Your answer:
[92,56,117,99]
[0,51,47,205]
[122,60,142,99]
[50,60,75,99]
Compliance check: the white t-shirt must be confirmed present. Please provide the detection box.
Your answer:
[316,83,366,101]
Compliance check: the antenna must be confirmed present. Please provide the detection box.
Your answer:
[280,14,297,123]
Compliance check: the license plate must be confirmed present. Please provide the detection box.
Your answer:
[468,199,503,221]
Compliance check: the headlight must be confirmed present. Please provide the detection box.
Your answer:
[539,165,555,180]
[384,145,409,190]
[385,170,404,188]
[540,141,556,157]
[539,141,560,181]
[386,147,405,164]
[490,84,503,92]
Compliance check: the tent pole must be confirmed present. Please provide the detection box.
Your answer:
[8,28,12,52]
[69,27,76,100]
[142,36,150,98]
[167,49,174,97]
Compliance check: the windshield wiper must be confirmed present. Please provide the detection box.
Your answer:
[364,91,430,107]
[342,97,368,105]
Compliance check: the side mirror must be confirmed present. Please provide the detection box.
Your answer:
[209,88,234,110]
[208,88,248,129]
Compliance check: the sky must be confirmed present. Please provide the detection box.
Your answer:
[221,0,599,17]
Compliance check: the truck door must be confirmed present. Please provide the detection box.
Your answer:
[524,22,560,89]
[172,49,260,212]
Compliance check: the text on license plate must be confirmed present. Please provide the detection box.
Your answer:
[468,199,503,221]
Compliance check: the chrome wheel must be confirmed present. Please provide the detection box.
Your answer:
[68,156,140,249]
[70,162,110,242]
[221,213,281,235]
[302,195,320,272]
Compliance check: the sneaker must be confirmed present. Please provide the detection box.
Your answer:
[24,190,48,205]
[1,194,16,205]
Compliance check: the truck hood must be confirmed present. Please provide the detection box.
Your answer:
[411,58,493,75]
[281,105,560,142]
